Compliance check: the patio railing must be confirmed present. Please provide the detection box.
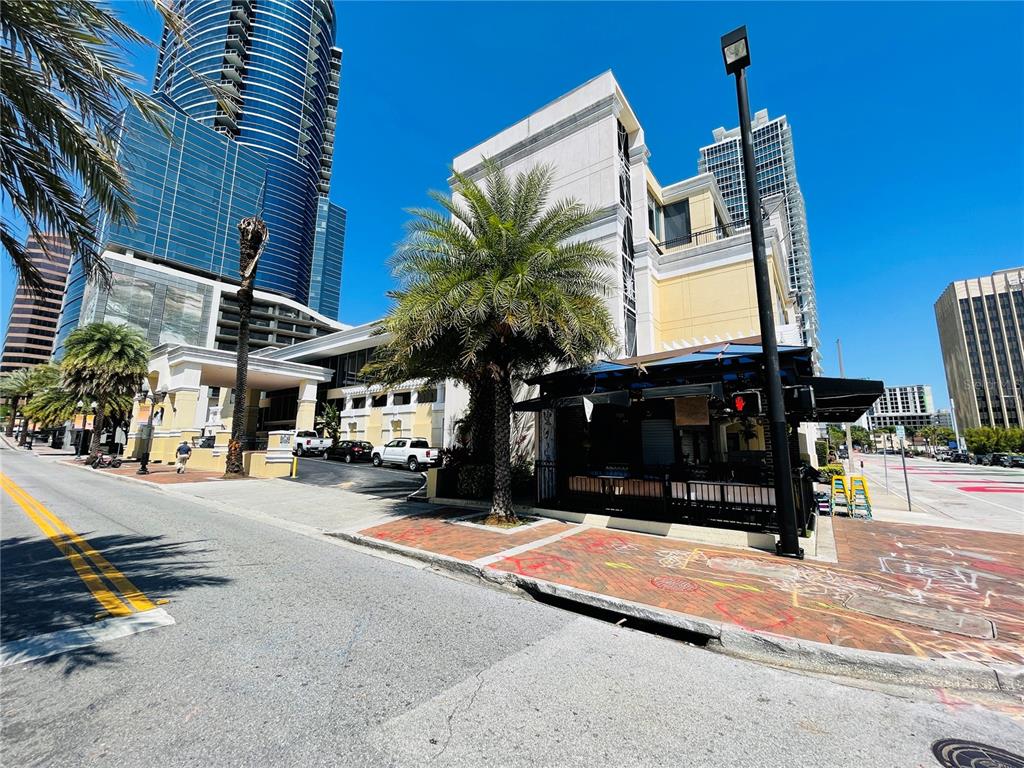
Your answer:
[535,460,813,535]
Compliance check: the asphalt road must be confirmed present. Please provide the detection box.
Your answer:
[856,453,1024,534]
[287,455,425,498]
[2,446,1023,768]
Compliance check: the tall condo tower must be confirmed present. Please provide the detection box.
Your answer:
[699,111,819,364]
[153,0,344,308]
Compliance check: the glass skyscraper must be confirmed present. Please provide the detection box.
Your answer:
[57,0,346,350]
[152,0,344,306]
[698,111,819,362]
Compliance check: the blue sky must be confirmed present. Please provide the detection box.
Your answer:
[3,2,1022,408]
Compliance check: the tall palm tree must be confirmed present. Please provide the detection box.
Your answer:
[61,322,150,461]
[0,367,34,437]
[225,215,268,477]
[375,163,616,522]
[1,0,231,294]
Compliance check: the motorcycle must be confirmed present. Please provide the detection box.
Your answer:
[87,453,123,469]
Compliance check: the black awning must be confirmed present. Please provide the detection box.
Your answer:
[512,397,547,413]
[552,390,631,409]
[640,383,724,400]
[802,376,884,422]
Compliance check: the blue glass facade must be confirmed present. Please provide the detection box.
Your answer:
[309,200,346,318]
[55,99,267,350]
[153,0,343,305]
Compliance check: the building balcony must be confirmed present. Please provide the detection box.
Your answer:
[221,64,244,84]
[214,110,239,133]
[653,222,738,256]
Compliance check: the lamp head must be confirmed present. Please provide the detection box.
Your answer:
[721,26,750,75]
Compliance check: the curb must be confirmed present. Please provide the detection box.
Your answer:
[329,529,1023,694]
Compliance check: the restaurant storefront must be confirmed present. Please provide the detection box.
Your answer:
[517,343,883,535]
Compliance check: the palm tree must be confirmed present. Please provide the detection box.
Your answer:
[1,0,231,294]
[316,403,343,448]
[374,163,616,522]
[225,215,268,477]
[0,367,34,437]
[61,322,150,461]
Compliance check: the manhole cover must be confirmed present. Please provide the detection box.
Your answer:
[650,575,699,593]
[931,739,1024,768]
[845,595,995,639]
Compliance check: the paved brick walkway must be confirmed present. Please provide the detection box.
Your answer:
[63,460,241,485]
[358,511,1024,667]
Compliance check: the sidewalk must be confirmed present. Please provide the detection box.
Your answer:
[342,507,1024,686]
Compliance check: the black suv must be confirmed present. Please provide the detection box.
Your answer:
[325,440,374,463]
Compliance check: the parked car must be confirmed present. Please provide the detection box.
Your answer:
[293,430,330,457]
[951,451,975,464]
[989,453,1012,468]
[324,440,374,463]
[1009,455,1024,468]
[371,437,440,472]
[976,454,992,466]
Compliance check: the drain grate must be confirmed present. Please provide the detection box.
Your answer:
[845,595,996,639]
[931,739,1024,768]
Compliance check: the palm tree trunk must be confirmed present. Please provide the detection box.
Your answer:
[225,281,253,476]
[489,371,516,523]
[225,215,267,477]
[6,395,19,436]
[88,400,106,460]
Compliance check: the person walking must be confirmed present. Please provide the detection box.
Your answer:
[175,440,192,474]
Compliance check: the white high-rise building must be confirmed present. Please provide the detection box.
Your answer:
[698,111,819,365]
[864,384,946,430]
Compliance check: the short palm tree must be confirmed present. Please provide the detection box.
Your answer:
[316,402,343,448]
[61,322,150,460]
[0,367,34,437]
[375,163,616,522]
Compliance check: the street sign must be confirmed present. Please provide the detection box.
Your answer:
[895,425,906,441]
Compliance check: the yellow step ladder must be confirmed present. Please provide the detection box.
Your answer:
[848,475,872,519]
[831,476,850,512]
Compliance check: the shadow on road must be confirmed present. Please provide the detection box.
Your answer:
[1,533,230,673]
[286,458,425,499]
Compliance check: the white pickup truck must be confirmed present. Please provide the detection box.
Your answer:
[293,430,330,457]
[371,438,440,472]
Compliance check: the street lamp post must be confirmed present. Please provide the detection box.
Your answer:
[721,25,803,559]
[136,388,166,475]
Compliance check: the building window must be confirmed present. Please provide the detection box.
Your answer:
[393,392,412,406]
[664,200,691,245]
[349,396,365,409]
[371,394,387,408]
[417,388,437,404]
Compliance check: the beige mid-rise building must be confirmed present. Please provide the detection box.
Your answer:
[934,268,1024,429]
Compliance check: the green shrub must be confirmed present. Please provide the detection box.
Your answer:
[814,439,828,466]
[457,464,493,499]
[819,463,845,481]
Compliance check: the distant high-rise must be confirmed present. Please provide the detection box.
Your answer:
[699,111,819,363]
[2,235,71,373]
[935,268,1024,429]
[864,384,947,430]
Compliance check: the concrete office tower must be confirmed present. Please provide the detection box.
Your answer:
[452,72,800,359]
[699,111,819,364]
[1,235,71,373]
[935,268,1024,429]
[153,0,345,309]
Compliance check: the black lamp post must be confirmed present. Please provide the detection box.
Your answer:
[721,25,803,559]
[136,388,166,475]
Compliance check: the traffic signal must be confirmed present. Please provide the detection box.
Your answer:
[731,390,762,416]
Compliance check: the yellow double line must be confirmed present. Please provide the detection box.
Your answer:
[1,473,158,619]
